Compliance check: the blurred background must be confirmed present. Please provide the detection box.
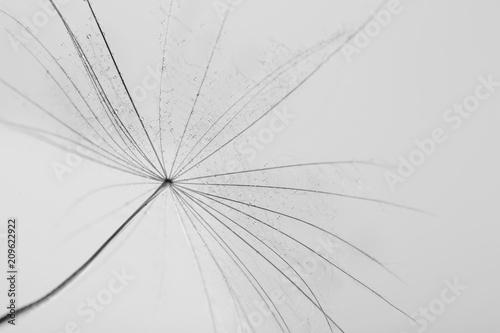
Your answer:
[0,0,499,332]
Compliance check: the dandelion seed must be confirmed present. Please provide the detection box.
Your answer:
[0,0,429,332]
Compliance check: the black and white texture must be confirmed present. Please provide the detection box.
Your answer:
[0,0,498,332]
